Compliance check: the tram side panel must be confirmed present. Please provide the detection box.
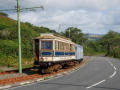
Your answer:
[75,45,83,61]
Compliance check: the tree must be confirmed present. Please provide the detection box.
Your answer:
[100,30,120,57]
[61,27,87,44]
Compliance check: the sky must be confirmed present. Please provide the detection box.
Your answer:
[0,0,120,34]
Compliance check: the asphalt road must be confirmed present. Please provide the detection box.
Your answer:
[10,56,120,90]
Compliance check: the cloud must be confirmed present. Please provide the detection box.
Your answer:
[1,0,120,34]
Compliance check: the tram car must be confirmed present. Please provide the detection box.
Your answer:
[33,33,83,73]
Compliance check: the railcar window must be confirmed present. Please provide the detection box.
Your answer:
[41,41,53,50]
[66,43,68,50]
[68,44,70,51]
[70,44,75,51]
[62,42,64,50]
[65,43,67,50]
[55,41,58,50]
[60,42,62,50]
[70,45,71,51]
[58,42,60,50]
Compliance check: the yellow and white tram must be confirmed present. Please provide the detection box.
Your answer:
[33,33,75,64]
[33,33,83,73]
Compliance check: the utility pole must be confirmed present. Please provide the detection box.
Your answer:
[17,0,22,73]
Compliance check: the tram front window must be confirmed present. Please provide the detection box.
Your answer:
[41,41,53,50]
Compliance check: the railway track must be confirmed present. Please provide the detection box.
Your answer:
[0,61,82,76]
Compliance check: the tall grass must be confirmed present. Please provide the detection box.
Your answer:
[0,56,33,68]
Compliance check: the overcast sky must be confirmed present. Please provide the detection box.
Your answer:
[1,0,120,34]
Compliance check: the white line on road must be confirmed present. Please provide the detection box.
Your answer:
[106,60,117,78]
[86,80,106,89]
[0,85,11,89]
[109,71,116,78]
[107,60,113,67]
[114,66,116,70]
[86,59,117,89]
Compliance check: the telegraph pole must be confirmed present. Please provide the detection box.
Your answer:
[17,0,22,73]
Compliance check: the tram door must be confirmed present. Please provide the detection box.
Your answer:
[34,39,39,64]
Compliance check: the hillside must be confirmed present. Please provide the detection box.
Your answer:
[0,13,57,67]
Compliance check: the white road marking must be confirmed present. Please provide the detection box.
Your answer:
[109,71,116,78]
[86,80,106,89]
[107,60,113,67]
[0,85,11,89]
[106,60,117,78]
[36,78,44,82]
[86,59,117,89]
[20,81,30,85]
[114,66,116,70]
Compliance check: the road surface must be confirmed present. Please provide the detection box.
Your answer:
[10,56,120,90]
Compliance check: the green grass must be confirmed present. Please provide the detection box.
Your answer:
[0,57,33,68]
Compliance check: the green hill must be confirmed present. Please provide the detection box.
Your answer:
[0,13,57,67]
[85,34,103,41]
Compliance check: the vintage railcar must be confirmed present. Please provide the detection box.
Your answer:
[33,33,83,72]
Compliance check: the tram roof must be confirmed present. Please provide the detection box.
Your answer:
[34,33,75,44]
[34,33,70,40]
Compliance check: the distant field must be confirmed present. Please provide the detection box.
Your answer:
[85,34,103,41]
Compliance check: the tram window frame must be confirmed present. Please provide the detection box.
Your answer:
[41,40,53,50]
[58,42,61,50]
[62,42,64,50]
[58,41,59,50]
[70,44,74,51]
[55,41,58,50]
[72,44,75,51]
[65,43,67,50]
[70,44,72,51]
